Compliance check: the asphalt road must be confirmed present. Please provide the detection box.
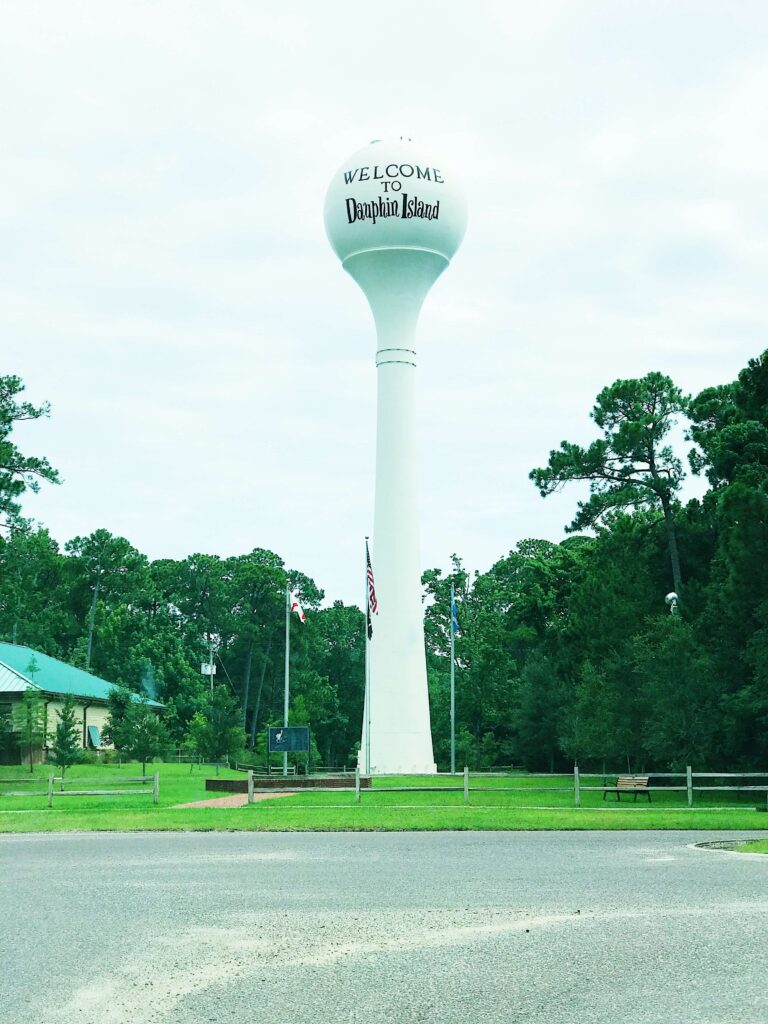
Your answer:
[1,830,766,1023]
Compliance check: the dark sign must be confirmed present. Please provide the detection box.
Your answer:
[268,726,310,753]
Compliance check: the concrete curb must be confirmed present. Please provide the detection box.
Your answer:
[689,839,768,859]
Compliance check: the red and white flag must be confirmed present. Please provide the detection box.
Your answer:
[290,592,306,623]
[366,540,378,639]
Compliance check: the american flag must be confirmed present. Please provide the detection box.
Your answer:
[366,540,378,639]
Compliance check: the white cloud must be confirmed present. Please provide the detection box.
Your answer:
[3,0,767,602]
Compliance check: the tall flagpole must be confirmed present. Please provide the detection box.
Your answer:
[364,538,371,775]
[450,582,456,775]
[283,584,290,777]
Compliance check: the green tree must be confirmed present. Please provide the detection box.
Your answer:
[631,618,719,768]
[106,690,170,775]
[64,530,149,670]
[12,688,48,771]
[560,661,630,772]
[183,686,246,762]
[512,654,564,772]
[0,526,74,651]
[688,350,768,488]
[530,373,688,595]
[682,351,768,765]
[50,695,81,776]
[223,549,288,730]
[0,375,60,533]
[103,685,132,744]
[308,601,365,765]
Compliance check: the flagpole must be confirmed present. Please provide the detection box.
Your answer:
[283,584,290,778]
[450,582,456,775]
[364,538,371,776]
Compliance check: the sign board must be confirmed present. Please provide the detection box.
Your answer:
[200,663,217,675]
[268,726,310,753]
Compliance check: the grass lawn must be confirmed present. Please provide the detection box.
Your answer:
[1,763,766,833]
[733,839,768,853]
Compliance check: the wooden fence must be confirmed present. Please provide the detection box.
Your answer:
[46,772,159,807]
[346,767,768,806]
[234,762,297,776]
[0,777,50,798]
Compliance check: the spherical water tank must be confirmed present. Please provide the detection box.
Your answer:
[324,139,467,265]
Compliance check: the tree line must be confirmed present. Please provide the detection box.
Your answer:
[1,354,767,771]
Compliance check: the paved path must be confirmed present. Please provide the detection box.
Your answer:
[1,830,766,1023]
[174,792,293,808]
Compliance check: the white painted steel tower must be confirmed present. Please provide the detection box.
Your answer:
[325,139,467,773]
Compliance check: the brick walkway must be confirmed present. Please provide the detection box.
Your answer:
[174,793,294,809]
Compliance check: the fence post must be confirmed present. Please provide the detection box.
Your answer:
[247,770,254,805]
[153,771,159,806]
[686,765,693,807]
[355,764,361,803]
[463,766,469,805]
[47,774,53,809]
[574,765,580,807]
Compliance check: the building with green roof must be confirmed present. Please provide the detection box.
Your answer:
[0,642,163,765]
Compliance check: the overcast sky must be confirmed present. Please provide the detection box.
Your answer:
[3,1,767,604]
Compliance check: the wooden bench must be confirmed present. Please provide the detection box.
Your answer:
[603,776,651,802]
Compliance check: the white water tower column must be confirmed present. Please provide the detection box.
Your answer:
[325,140,467,773]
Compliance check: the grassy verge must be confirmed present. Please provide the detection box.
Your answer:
[1,764,766,833]
[733,839,768,854]
[0,760,240,811]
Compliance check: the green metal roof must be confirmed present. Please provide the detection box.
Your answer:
[0,660,40,694]
[0,643,163,707]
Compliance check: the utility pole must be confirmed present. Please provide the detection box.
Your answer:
[201,635,217,693]
[450,582,456,775]
[283,585,290,777]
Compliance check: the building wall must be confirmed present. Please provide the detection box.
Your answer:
[0,695,115,764]
[0,701,20,764]
[45,699,112,750]
[2,692,162,765]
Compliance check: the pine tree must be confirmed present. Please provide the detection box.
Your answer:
[0,375,60,531]
[50,695,81,777]
[530,372,688,595]
[106,690,170,776]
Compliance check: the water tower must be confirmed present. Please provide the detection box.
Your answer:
[325,139,467,773]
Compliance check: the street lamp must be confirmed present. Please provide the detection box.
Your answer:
[665,592,679,616]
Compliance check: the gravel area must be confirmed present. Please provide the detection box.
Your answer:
[1,830,766,1023]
